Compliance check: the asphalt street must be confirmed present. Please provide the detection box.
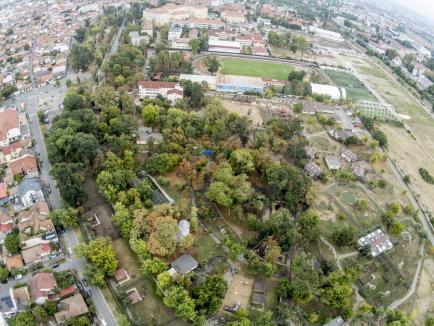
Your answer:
[3,75,117,326]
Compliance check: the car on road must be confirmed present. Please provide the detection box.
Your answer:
[46,184,51,193]
[52,264,59,268]
[82,279,88,287]
[68,247,73,256]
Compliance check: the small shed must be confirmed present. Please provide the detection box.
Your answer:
[114,267,130,284]
[253,280,266,294]
[251,292,265,310]
[341,148,358,162]
[304,162,322,178]
[127,288,142,304]
[170,254,198,275]
[325,154,341,170]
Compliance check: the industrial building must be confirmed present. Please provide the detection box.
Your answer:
[216,74,264,93]
[309,26,344,42]
[208,39,241,53]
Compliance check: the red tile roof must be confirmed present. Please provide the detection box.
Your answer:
[30,273,57,301]
[2,140,22,155]
[0,108,19,141]
[9,154,38,176]
[0,182,7,199]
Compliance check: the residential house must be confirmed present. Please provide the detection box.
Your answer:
[1,141,24,163]
[0,108,21,148]
[54,294,89,323]
[6,255,24,271]
[9,154,38,177]
[18,175,45,208]
[0,182,8,206]
[325,154,341,170]
[0,208,13,239]
[29,272,57,304]
[138,81,184,103]
[12,286,30,311]
[21,243,52,266]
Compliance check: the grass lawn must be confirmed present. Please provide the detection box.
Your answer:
[111,239,186,325]
[324,69,375,101]
[191,232,226,264]
[220,58,296,80]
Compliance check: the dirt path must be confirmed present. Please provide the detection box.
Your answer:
[389,242,425,310]
[409,257,434,325]
[320,237,364,306]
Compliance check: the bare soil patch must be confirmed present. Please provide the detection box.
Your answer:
[83,177,120,240]
[221,273,254,311]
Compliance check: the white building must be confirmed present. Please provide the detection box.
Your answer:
[221,10,245,24]
[143,4,208,26]
[129,31,149,46]
[208,39,241,53]
[171,38,190,50]
[168,26,182,41]
[172,18,225,30]
[310,83,346,100]
[309,26,344,42]
[138,81,184,103]
[357,229,393,257]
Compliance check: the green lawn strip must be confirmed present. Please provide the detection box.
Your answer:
[220,58,295,80]
[324,69,374,101]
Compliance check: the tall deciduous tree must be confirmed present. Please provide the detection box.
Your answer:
[49,207,78,227]
[192,275,227,315]
[76,237,118,276]
[50,162,87,206]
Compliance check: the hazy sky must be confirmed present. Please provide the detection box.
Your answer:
[392,0,434,22]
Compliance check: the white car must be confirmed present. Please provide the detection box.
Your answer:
[68,247,74,256]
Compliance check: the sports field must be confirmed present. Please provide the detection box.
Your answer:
[324,69,375,101]
[220,58,295,80]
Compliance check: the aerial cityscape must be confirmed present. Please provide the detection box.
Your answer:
[0,0,433,325]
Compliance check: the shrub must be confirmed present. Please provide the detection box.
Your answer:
[419,168,434,185]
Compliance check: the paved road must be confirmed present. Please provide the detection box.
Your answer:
[3,75,117,325]
[30,99,117,326]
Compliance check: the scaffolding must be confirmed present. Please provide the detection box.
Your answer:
[356,100,402,122]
